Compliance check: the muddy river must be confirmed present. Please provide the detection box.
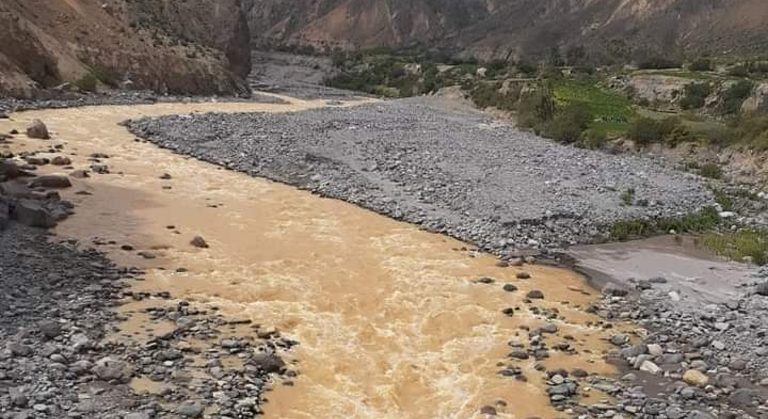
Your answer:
[1,95,622,418]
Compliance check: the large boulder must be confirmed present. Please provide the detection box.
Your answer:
[29,175,72,188]
[92,357,133,384]
[0,159,27,181]
[26,119,50,139]
[249,352,285,374]
[12,199,57,228]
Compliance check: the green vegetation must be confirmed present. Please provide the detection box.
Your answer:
[714,190,734,211]
[73,73,99,92]
[727,61,768,78]
[699,163,723,179]
[551,79,636,136]
[729,113,768,150]
[680,82,711,110]
[634,69,717,80]
[637,56,683,70]
[542,102,591,143]
[721,80,754,115]
[688,58,713,72]
[627,116,691,147]
[620,188,635,206]
[700,229,768,265]
[469,81,521,111]
[516,88,556,129]
[326,50,768,154]
[327,51,474,97]
[609,207,720,241]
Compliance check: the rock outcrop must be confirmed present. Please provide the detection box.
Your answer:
[244,0,768,61]
[0,0,252,97]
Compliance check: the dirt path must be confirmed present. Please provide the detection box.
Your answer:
[1,94,623,418]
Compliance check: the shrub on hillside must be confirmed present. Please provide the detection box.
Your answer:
[543,102,592,144]
[517,88,556,128]
[722,80,754,115]
[680,82,711,110]
[469,82,520,111]
[731,113,768,150]
[688,58,713,72]
[627,116,687,146]
[727,64,750,77]
[579,129,607,149]
[73,73,98,92]
[637,56,682,70]
[516,61,538,77]
[700,125,737,147]
[699,163,723,179]
[627,117,664,145]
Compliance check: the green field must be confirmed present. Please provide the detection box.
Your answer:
[551,79,637,136]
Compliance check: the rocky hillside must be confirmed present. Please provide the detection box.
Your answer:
[0,0,251,97]
[244,0,768,61]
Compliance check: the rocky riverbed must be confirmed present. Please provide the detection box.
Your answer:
[0,224,292,419]
[3,93,768,418]
[0,114,294,418]
[126,96,713,255]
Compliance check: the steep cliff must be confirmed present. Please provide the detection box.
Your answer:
[0,0,252,97]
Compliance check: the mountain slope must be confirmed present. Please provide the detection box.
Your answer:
[0,0,251,97]
[244,0,768,60]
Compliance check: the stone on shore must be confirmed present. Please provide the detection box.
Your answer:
[26,119,50,139]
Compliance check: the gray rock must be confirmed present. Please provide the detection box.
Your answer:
[508,350,529,360]
[38,320,62,339]
[610,334,629,346]
[756,282,768,296]
[728,388,758,407]
[51,156,72,166]
[26,119,50,139]
[177,401,204,417]
[526,290,544,299]
[250,352,285,373]
[8,342,32,357]
[29,175,72,188]
[502,283,518,292]
[92,357,133,383]
[12,199,56,228]
[190,235,209,248]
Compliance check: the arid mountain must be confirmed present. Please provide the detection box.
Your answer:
[244,0,768,61]
[0,0,251,97]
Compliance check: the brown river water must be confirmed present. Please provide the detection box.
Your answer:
[1,95,622,418]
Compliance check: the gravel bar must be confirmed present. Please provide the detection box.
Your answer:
[127,96,713,254]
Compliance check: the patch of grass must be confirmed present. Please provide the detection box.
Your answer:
[620,188,635,206]
[714,190,734,211]
[579,129,607,149]
[469,81,521,111]
[700,229,768,265]
[73,73,98,92]
[729,113,768,150]
[551,79,636,136]
[699,163,723,179]
[609,207,720,241]
[627,116,689,146]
